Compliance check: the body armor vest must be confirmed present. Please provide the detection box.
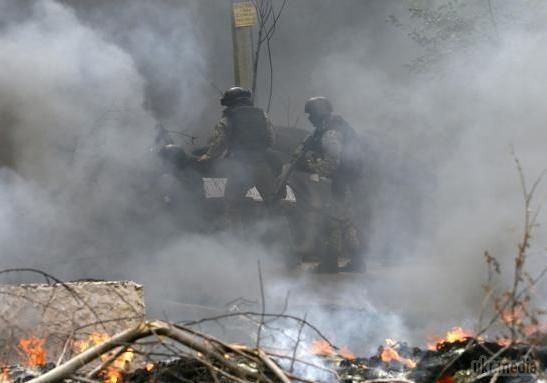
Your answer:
[309,115,364,176]
[227,106,271,152]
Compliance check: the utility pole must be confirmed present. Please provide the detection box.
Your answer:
[231,1,257,90]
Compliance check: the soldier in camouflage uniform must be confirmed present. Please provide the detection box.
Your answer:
[298,97,364,273]
[198,87,276,229]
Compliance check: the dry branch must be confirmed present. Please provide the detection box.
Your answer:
[257,350,291,383]
[85,345,128,379]
[26,320,296,383]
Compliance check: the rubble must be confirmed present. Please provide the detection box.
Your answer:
[0,275,545,383]
[1,317,546,383]
[0,280,145,366]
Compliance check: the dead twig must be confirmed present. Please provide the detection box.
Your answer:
[85,345,129,379]
[441,154,547,381]
[55,331,75,367]
[183,312,336,350]
[258,349,291,383]
[194,355,248,383]
[267,351,339,378]
[256,260,266,350]
[28,320,302,383]
[289,312,306,373]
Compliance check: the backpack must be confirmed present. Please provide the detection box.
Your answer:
[226,106,271,152]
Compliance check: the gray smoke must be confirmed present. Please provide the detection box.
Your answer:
[1,0,547,353]
[0,0,156,273]
[261,0,547,346]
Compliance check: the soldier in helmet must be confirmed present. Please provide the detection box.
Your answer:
[198,87,276,229]
[298,96,365,272]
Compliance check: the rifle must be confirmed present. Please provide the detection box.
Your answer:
[154,123,198,147]
[273,126,322,198]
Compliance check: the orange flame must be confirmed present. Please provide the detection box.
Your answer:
[310,339,333,357]
[73,332,134,383]
[427,327,474,350]
[436,376,456,383]
[380,346,399,362]
[73,332,110,354]
[501,305,526,325]
[19,336,46,366]
[524,322,547,337]
[496,322,547,346]
[338,346,356,361]
[380,340,416,368]
[106,348,135,383]
[497,337,512,347]
[310,340,356,360]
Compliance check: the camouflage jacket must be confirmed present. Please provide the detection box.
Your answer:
[302,115,346,178]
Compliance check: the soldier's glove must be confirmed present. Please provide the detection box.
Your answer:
[309,174,320,182]
[197,154,210,162]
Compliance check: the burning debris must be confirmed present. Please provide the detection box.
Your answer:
[2,1,547,383]
[0,318,546,383]
[427,328,475,351]
[18,337,47,368]
[0,277,146,383]
[310,340,356,361]
[0,262,546,383]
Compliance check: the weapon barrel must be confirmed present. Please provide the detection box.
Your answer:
[273,128,319,198]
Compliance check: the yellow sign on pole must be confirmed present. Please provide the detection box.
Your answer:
[233,2,257,28]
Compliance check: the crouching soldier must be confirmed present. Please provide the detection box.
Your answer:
[198,87,276,229]
[299,97,365,272]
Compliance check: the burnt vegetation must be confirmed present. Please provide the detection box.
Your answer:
[2,1,547,383]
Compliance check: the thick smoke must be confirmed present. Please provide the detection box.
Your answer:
[1,0,547,353]
[292,1,547,342]
[245,0,547,346]
[58,0,212,130]
[0,0,156,273]
[0,0,282,323]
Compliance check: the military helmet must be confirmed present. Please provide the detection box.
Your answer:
[220,87,252,107]
[304,97,333,117]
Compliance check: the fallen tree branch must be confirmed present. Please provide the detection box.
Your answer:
[258,349,291,383]
[27,320,294,383]
[85,345,129,379]
[28,322,152,383]
[267,351,339,378]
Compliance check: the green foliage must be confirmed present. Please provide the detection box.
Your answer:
[388,0,498,73]
[389,0,547,73]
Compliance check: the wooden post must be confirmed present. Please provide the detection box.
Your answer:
[231,1,256,90]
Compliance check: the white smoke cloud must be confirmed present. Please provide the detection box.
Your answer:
[0,0,160,273]
[301,2,547,342]
[0,0,154,180]
[2,0,547,355]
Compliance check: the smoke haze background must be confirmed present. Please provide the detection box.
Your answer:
[1,0,547,352]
